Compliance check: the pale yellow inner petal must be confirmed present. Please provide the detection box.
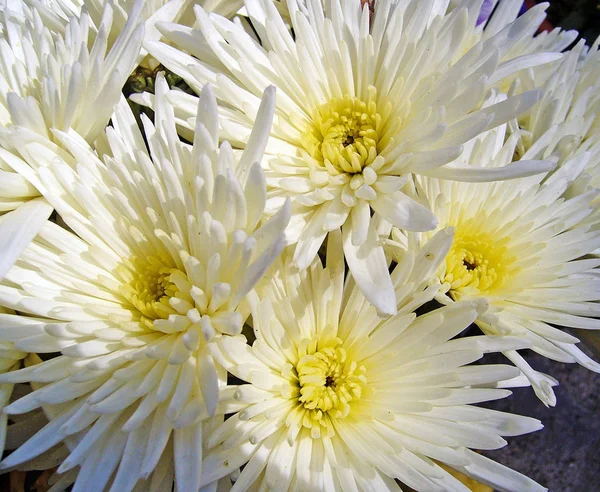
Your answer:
[117,255,186,328]
[302,87,385,174]
[292,337,366,438]
[444,220,519,297]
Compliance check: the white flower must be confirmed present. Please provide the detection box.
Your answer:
[506,37,600,253]
[392,121,600,407]
[0,2,143,278]
[140,0,558,315]
[453,0,578,76]
[0,3,142,142]
[27,0,245,68]
[0,0,142,459]
[0,77,290,491]
[508,39,600,173]
[204,229,544,492]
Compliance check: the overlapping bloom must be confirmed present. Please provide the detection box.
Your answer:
[507,36,600,247]
[26,0,245,68]
[390,120,600,407]
[136,0,562,315]
[0,2,142,143]
[0,0,144,462]
[453,0,577,76]
[0,1,143,278]
[0,77,289,490]
[508,38,600,173]
[204,229,544,491]
[0,0,594,489]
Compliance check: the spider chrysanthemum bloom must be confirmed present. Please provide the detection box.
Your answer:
[138,0,559,315]
[453,0,578,78]
[0,2,143,146]
[391,121,600,407]
[0,1,142,460]
[0,77,290,490]
[203,229,544,491]
[508,38,600,173]
[506,36,600,243]
[26,0,181,51]
[26,0,245,68]
[0,2,143,278]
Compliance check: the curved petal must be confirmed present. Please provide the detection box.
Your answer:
[423,159,554,182]
[343,220,396,316]
[371,192,438,232]
[0,198,53,280]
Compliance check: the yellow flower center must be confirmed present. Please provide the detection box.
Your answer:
[302,87,384,174]
[118,255,183,327]
[295,337,366,432]
[444,223,518,297]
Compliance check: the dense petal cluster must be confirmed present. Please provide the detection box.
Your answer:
[508,36,600,248]
[0,0,597,491]
[0,0,144,459]
[0,2,142,142]
[206,231,544,491]
[0,1,143,278]
[140,0,560,315]
[508,39,600,169]
[390,121,600,406]
[26,0,245,67]
[0,78,289,489]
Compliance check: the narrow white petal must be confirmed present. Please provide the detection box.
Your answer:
[371,192,438,232]
[0,198,53,279]
[343,220,396,316]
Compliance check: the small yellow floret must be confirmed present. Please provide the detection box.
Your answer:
[444,222,518,297]
[294,337,366,438]
[117,255,181,326]
[302,87,384,174]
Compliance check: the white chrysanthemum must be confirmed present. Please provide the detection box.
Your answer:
[452,0,577,74]
[203,229,544,492]
[0,2,143,278]
[508,38,600,172]
[0,3,142,141]
[506,36,600,254]
[0,77,290,491]
[140,0,558,315]
[390,121,600,407]
[26,0,245,68]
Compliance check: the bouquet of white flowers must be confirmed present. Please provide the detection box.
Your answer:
[0,0,597,490]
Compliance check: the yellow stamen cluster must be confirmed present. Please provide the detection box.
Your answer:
[294,337,366,437]
[444,222,518,297]
[302,87,384,174]
[118,255,182,327]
